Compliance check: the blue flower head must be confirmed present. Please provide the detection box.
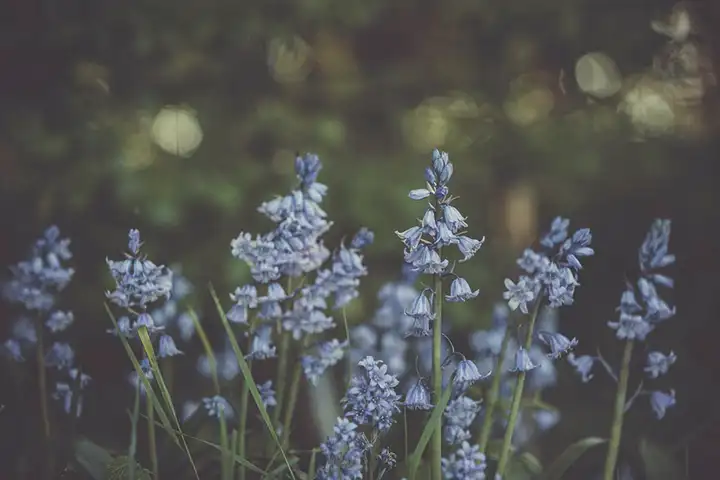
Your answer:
[441,441,487,479]
[343,356,401,434]
[4,226,75,311]
[106,229,173,310]
[405,379,434,410]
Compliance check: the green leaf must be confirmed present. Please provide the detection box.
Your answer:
[73,438,114,480]
[407,384,453,478]
[209,284,296,480]
[518,451,544,475]
[542,437,607,480]
[638,437,684,480]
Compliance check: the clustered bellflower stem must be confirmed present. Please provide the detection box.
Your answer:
[431,200,444,480]
[477,325,513,453]
[603,339,634,480]
[147,398,158,480]
[34,314,53,478]
[496,296,544,476]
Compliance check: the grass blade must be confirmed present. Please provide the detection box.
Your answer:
[188,308,220,393]
[407,383,453,478]
[209,284,296,480]
[136,325,199,479]
[542,437,607,480]
[105,305,176,443]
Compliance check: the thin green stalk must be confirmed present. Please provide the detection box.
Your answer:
[274,332,291,426]
[281,337,307,449]
[34,316,55,479]
[219,409,232,480]
[342,307,352,387]
[128,383,141,480]
[477,325,513,453]
[431,255,444,480]
[272,277,294,430]
[404,407,409,465]
[237,360,252,480]
[495,298,543,477]
[603,339,634,480]
[147,399,158,480]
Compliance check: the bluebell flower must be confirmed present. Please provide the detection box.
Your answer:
[46,311,74,333]
[351,227,374,249]
[608,311,654,341]
[107,316,134,338]
[405,379,433,410]
[3,226,75,311]
[505,217,594,315]
[649,389,676,419]
[540,217,570,249]
[453,358,489,394]
[45,342,75,369]
[377,447,397,471]
[247,325,277,360]
[441,441,487,479]
[644,351,676,379]
[302,339,348,385]
[12,317,37,344]
[257,380,277,409]
[503,277,537,314]
[53,369,91,418]
[558,228,595,270]
[317,417,367,480]
[567,353,595,383]
[444,396,481,445]
[446,277,480,302]
[203,395,234,420]
[3,339,24,362]
[106,229,173,310]
[537,331,578,359]
[343,356,401,433]
[639,219,675,284]
[510,347,539,372]
[158,335,183,358]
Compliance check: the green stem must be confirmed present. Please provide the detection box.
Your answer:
[237,361,251,480]
[281,337,308,449]
[495,298,543,477]
[477,325,513,453]
[129,383,141,480]
[431,257,444,480]
[603,339,634,480]
[34,316,52,479]
[272,278,294,431]
[147,399,159,479]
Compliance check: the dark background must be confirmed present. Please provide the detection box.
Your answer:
[1,0,719,478]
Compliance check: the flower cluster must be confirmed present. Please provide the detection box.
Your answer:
[569,219,677,419]
[318,356,401,478]
[395,150,484,337]
[444,395,481,445]
[504,217,594,315]
[302,338,348,385]
[441,441,487,480]
[2,226,90,418]
[106,229,173,314]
